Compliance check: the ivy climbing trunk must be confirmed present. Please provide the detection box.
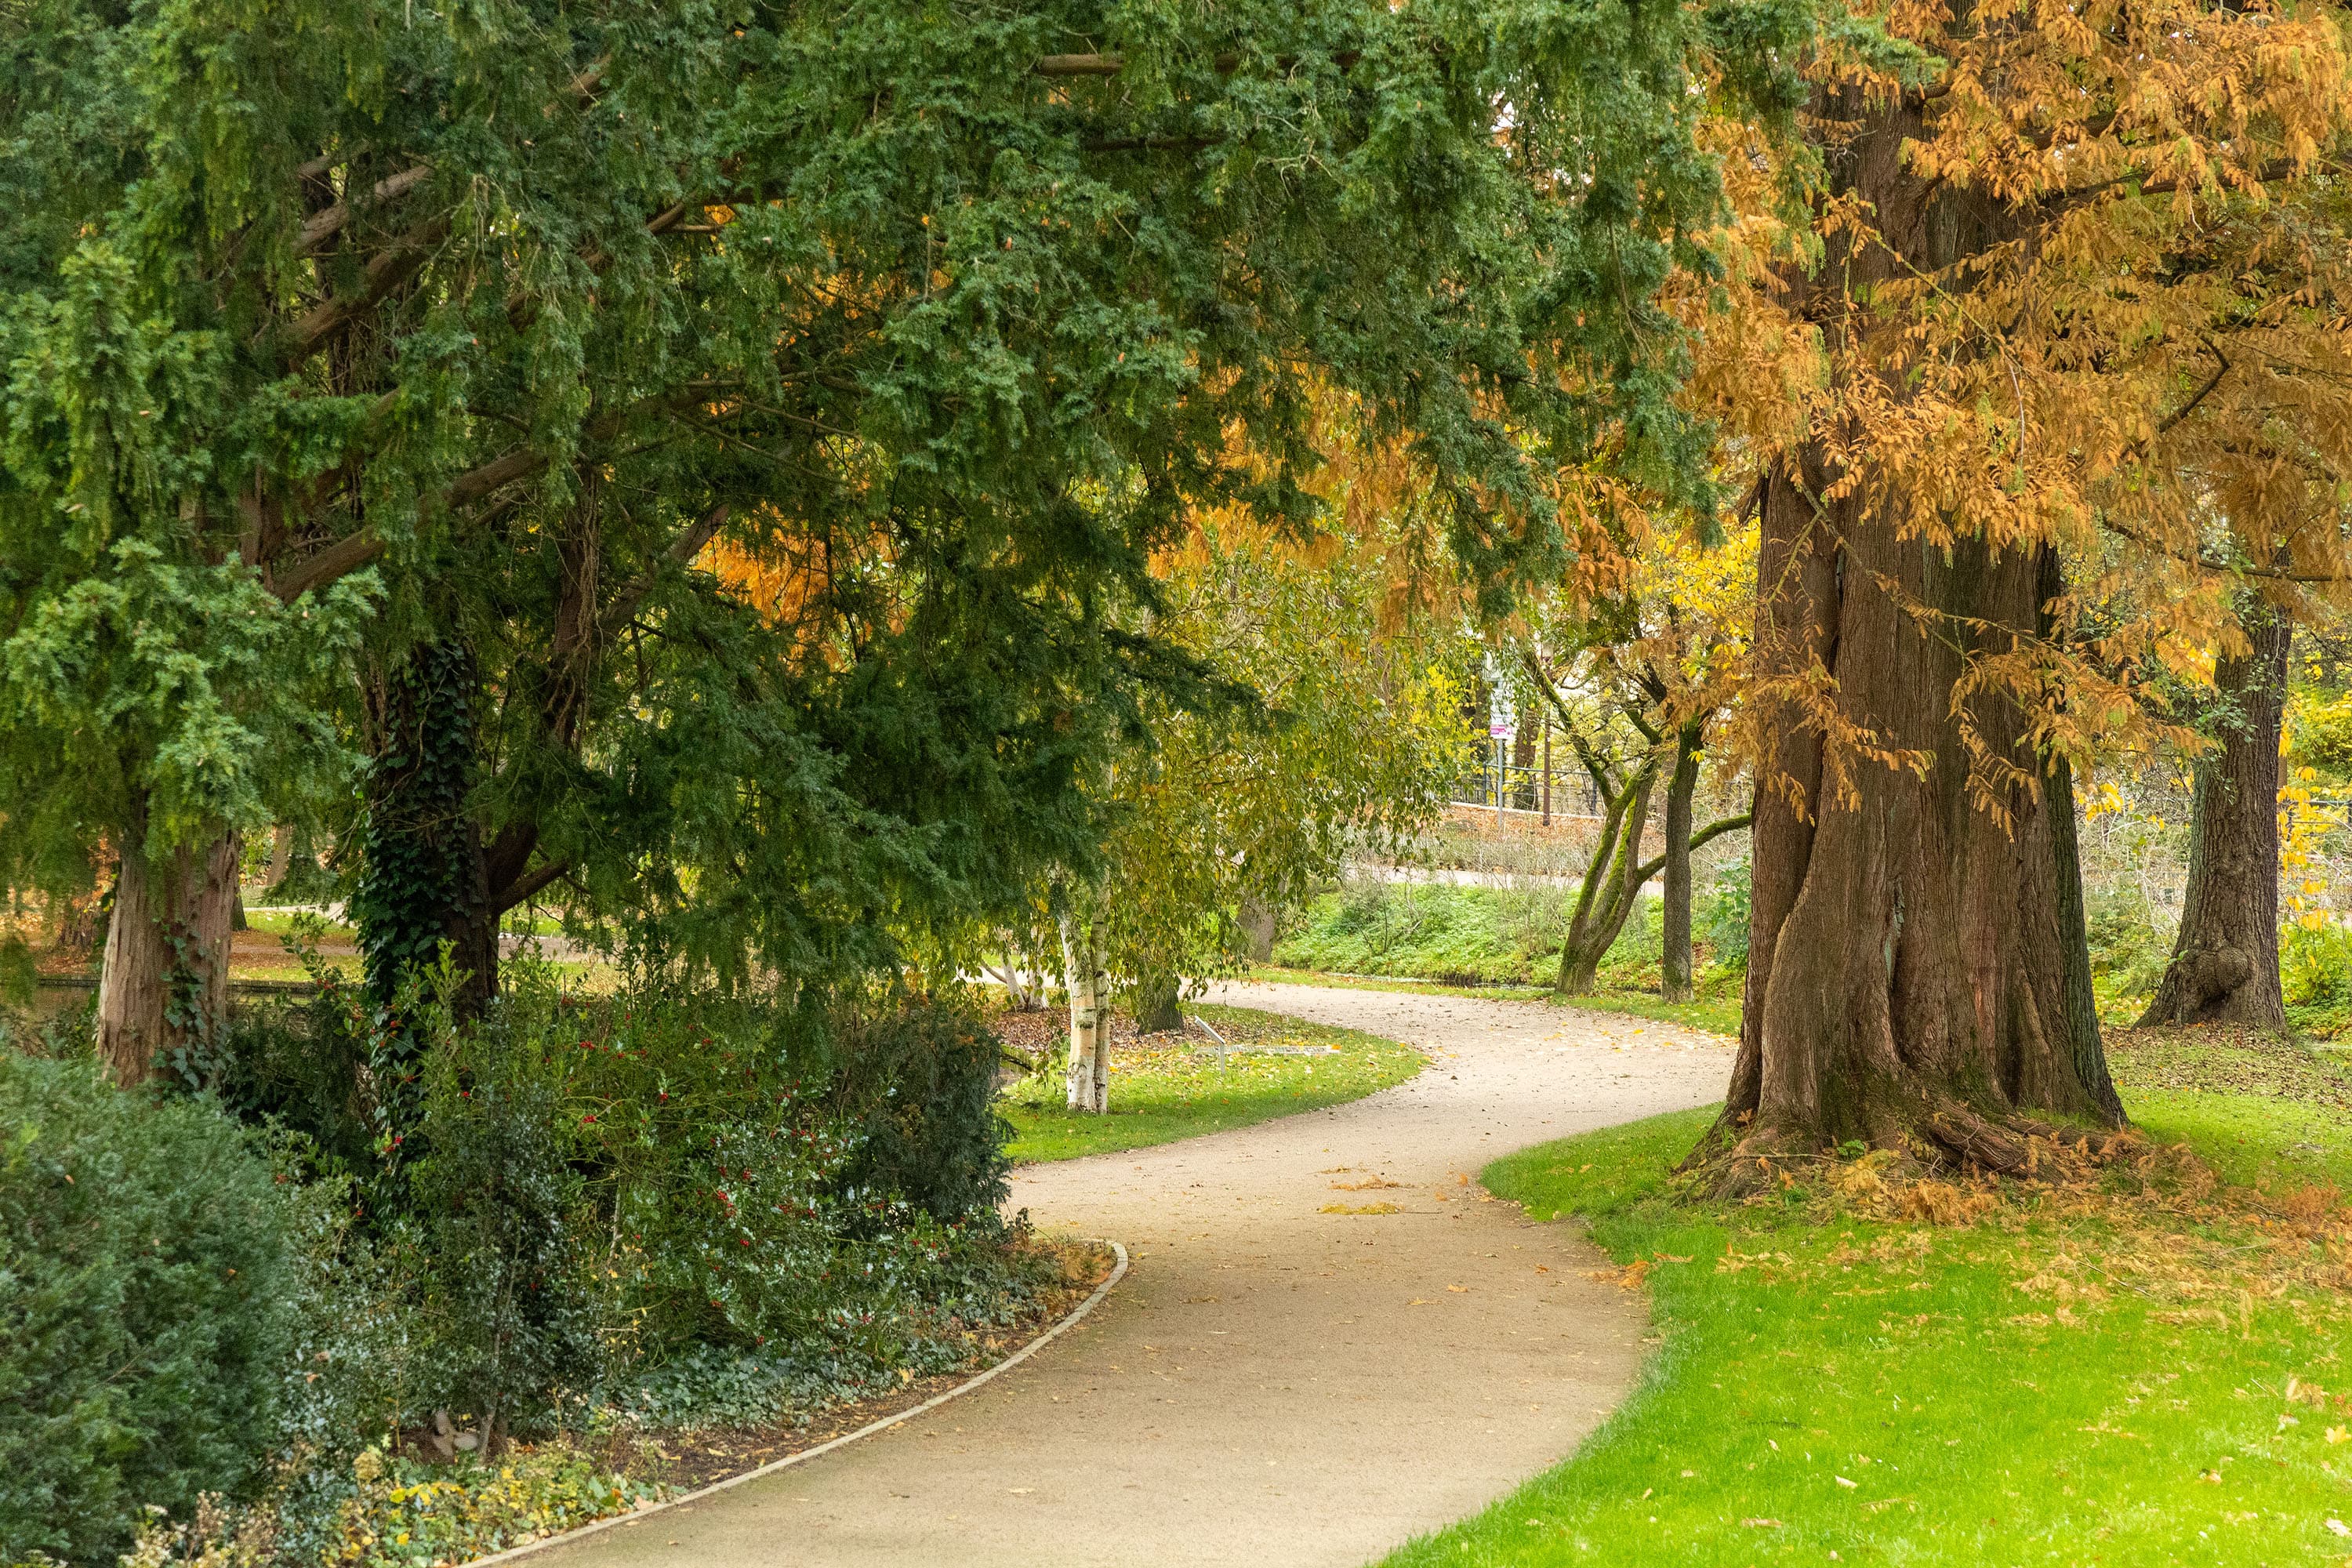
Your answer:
[2136,607,2291,1028]
[96,808,239,1088]
[1661,724,1703,1003]
[355,640,499,1022]
[1059,913,1111,1113]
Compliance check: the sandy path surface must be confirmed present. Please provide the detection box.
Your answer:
[544,982,1732,1568]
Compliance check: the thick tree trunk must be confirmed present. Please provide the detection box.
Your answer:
[1661,724,1702,1003]
[97,818,239,1089]
[1133,971,1184,1034]
[1059,913,1111,1112]
[1715,497,2125,1168]
[1703,88,2125,1178]
[2136,608,2291,1027]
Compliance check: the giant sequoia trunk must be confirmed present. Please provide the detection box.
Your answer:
[1711,89,2125,1169]
[96,814,239,1088]
[2136,608,2291,1027]
[1720,502,2126,1166]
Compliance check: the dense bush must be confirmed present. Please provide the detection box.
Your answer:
[0,1058,304,1565]
[828,1003,1011,1227]
[404,1009,602,1447]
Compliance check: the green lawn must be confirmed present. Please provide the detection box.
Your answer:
[1385,1029,2352,1567]
[1000,1003,1423,1163]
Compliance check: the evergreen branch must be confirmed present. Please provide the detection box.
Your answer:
[296,165,433,256]
[597,503,733,640]
[495,859,570,916]
[283,212,452,364]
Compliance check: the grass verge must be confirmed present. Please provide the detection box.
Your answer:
[1385,1027,2352,1566]
[998,1002,1423,1164]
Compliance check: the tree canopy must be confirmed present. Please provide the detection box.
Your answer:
[0,0,1818,1079]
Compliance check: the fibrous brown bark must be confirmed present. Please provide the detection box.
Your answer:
[2136,607,2291,1027]
[1661,724,1703,1003]
[97,815,240,1088]
[1709,88,2125,1171]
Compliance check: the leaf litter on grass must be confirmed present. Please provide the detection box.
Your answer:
[1396,1069,2352,1568]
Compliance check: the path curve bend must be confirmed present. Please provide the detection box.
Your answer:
[542,983,1730,1568]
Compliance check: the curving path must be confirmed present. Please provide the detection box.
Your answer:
[543,983,1731,1568]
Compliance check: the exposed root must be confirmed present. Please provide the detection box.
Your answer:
[1683,1100,2154,1200]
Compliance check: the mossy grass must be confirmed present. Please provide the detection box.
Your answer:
[999,1003,1423,1164]
[1384,1028,2352,1567]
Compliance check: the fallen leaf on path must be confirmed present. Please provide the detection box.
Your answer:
[1446,1284,1468,1293]
[1320,1203,1401,1214]
[1330,1178,1401,1190]
[1406,1298,1435,1306]
[1009,1488,1033,1496]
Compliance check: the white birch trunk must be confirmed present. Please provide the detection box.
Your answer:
[1059,913,1111,1112]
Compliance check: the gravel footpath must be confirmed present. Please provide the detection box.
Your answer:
[540,982,1731,1568]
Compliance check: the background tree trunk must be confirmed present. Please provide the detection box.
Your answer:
[265,824,294,890]
[2136,607,2291,1027]
[1555,768,1655,995]
[97,821,239,1088]
[1133,971,1184,1034]
[1661,724,1703,1002]
[1238,896,1277,964]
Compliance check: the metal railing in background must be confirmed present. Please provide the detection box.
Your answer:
[1449,760,1602,822]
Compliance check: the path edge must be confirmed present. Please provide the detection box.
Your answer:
[468,1238,1131,1566]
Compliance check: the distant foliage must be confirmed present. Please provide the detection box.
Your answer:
[1276,878,1750,991]
[2281,923,2352,1039]
[1704,858,1753,972]
[2085,893,2172,1004]
[0,1058,303,1565]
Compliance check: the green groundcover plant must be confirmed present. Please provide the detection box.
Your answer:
[0,961,1044,1565]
